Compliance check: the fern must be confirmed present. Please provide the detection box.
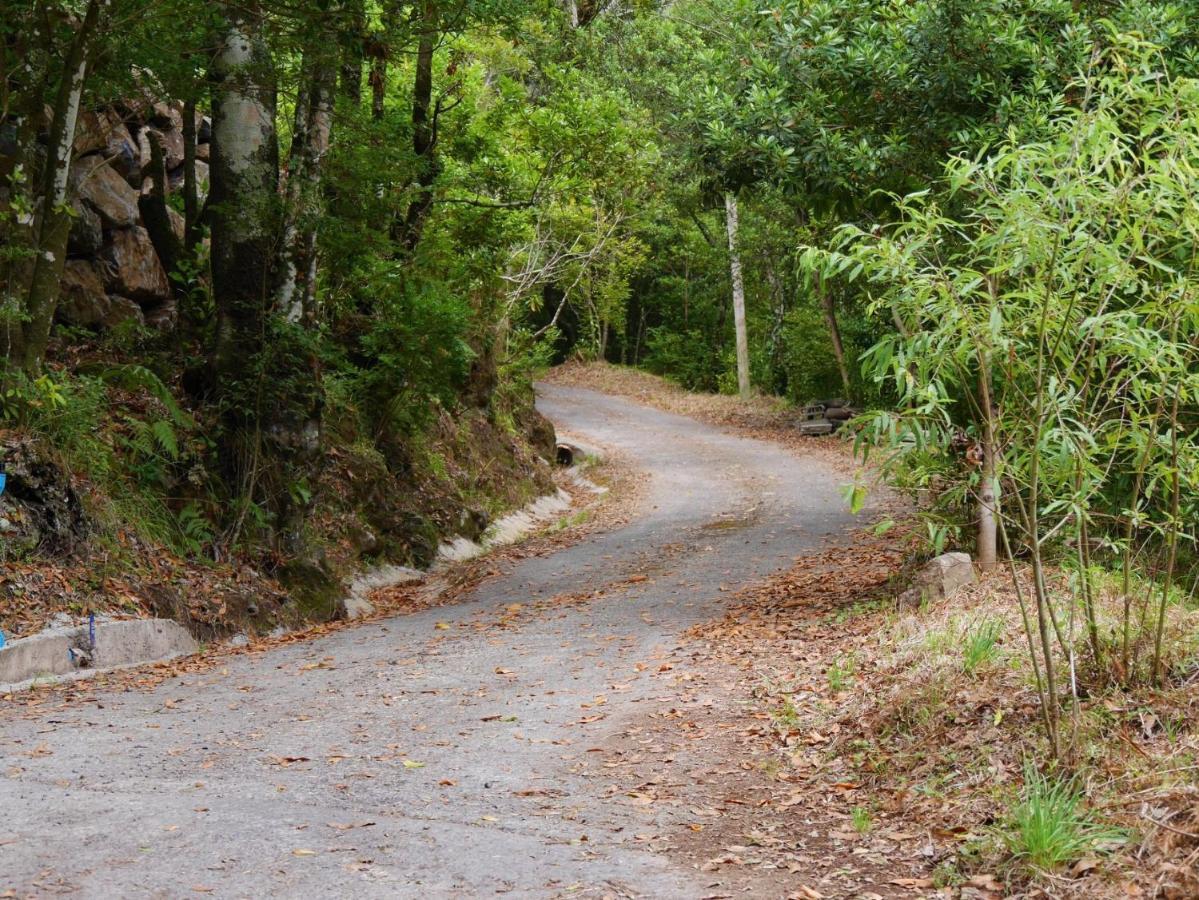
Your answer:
[85,363,195,429]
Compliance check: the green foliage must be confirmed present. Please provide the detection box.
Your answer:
[1004,763,1123,873]
[962,619,1003,675]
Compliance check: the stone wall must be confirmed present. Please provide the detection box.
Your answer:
[61,101,211,332]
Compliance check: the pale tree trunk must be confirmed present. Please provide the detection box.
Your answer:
[20,0,105,375]
[765,262,787,393]
[817,272,851,400]
[567,0,580,27]
[278,54,336,325]
[724,191,750,399]
[209,4,280,386]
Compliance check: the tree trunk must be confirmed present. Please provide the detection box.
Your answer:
[724,191,750,399]
[209,5,280,388]
[20,0,103,375]
[765,263,787,394]
[394,1,440,254]
[340,0,365,103]
[181,98,201,253]
[0,9,51,370]
[368,47,386,121]
[138,130,184,284]
[817,273,851,400]
[279,55,336,325]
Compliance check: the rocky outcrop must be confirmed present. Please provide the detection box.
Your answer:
[0,437,89,556]
[51,99,213,334]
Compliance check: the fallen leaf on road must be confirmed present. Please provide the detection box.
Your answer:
[402,759,425,769]
[267,755,310,767]
[292,849,317,857]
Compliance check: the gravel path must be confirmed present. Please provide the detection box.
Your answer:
[0,383,855,899]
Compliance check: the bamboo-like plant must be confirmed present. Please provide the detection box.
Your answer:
[803,33,1199,757]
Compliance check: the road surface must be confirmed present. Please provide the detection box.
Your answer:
[0,384,854,898]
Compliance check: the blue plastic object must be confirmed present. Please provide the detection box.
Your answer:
[0,630,6,649]
[0,472,6,496]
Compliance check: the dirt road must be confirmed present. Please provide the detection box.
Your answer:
[1,384,857,898]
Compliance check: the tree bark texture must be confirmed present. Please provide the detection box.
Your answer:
[725,191,750,399]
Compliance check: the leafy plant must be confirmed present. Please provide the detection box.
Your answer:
[962,619,1003,675]
[1004,763,1123,873]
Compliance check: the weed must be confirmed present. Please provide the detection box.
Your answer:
[851,805,872,835]
[827,654,857,692]
[962,619,1003,674]
[1004,762,1123,873]
[771,699,801,731]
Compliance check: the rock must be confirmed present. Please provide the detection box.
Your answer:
[72,109,118,156]
[71,156,139,227]
[195,141,210,161]
[198,116,212,144]
[67,200,104,256]
[150,102,185,132]
[105,123,142,186]
[168,159,209,197]
[143,298,177,332]
[898,552,976,608]
[140,124,184,170]
[167,205,185,242]
[0,436,89,555]
[58,260,107,322]
[228,634,250,648]
[101,227,170,302]
[58,262,145,330]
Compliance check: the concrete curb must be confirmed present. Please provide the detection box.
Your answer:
[0,618,198,694]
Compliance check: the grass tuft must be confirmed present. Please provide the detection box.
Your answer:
[1004,762,1123,873]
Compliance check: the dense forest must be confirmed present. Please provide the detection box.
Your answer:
[4,0,1199,794]
[7,0,1199,891]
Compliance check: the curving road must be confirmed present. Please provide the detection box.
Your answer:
[0,384,854,898]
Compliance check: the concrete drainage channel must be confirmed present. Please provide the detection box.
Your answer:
[0,443,609,693]
[345,443,607,618]
[0,617,197,695]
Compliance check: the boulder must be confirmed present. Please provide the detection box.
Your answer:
[58,260,144,329]
[67,199,104,256]
[105,122,142,186]
[101,226,170,302]
[58,260,109,324]
[167,205,185,242]
[140,124,184,170]
[195,141,210,161]
[150,101,184,132]
[898,552,976,608]
[71,156,139,227]
[143,298,177,332]
[168,159,209,197]
[72,109,118,156]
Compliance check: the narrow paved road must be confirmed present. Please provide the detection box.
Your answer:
[1,384,854,899]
